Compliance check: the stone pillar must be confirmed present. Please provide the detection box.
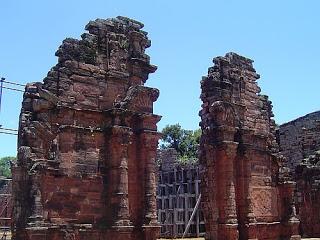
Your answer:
[284,182,301,240]
[217,142,239,240]
[200,142,218,240]
[138,116,161,239]
[141,132,159,225]
[109,125,133,229]
[242,147,258,240]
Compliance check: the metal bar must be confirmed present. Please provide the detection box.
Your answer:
[2,86,24,92]
[182,193,202,238]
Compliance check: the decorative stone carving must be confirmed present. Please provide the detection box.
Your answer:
[12,16,161,240]
[199,52,300,240]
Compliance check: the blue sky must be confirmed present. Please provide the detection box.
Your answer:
[0,0,319,157]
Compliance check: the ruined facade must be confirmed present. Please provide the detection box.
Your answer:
[295,152,320,237]
[278,111,320,237]
[199,53,300,240]
[13,17,161,240]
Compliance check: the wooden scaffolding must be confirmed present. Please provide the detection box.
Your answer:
[157,165,205,238]
[0,178,12,240]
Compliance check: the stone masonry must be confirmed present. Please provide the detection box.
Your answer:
[295,152,320,237]
[278,111,320,172]
[199,53,300,240]
[278,111,320,237]
[12,16,161,240]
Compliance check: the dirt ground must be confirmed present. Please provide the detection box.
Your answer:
[1,233,319,240]
[159,238,320,240]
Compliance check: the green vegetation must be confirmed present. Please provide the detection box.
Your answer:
[0,156,16,178]
[160,124,201,164]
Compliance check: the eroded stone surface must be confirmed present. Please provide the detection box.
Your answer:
[12,16,161,240]
[199,53,300,240]
[278,112,320,237]
[295,152,320,237]
[279,111,320,172]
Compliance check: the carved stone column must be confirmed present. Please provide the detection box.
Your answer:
[140,132,159,225]
[138,115,161,240]
[109,125,133,228]
[217,142,239,240]
[242,147,258,240]
[28,174,44,225]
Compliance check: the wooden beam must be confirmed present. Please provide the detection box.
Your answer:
[182,194,202,238]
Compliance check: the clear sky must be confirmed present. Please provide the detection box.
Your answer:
[0,0,319,157]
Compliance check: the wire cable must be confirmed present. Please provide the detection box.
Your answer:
[2,80,25,87]
[0,77,24,130]
[0,127,17,132]
[0,131,18,136]
[2,86,24,92]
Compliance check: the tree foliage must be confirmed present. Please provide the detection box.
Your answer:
[160,124,201,162]
[0,156,16,178]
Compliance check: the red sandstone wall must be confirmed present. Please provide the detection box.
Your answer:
[295,155,320,237]
[278,112,320,237]
[199,53,300,240]
[13,16,161,240]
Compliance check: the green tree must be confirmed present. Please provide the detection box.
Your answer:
[0,156,16,178]
[160,124,201,163]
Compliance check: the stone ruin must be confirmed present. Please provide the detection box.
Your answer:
[199,53,300,240]
[278,111,320,237]
[11,16,320,240]
[278,111,320,172]
[295,151,320,237]
[12,16,161,240]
